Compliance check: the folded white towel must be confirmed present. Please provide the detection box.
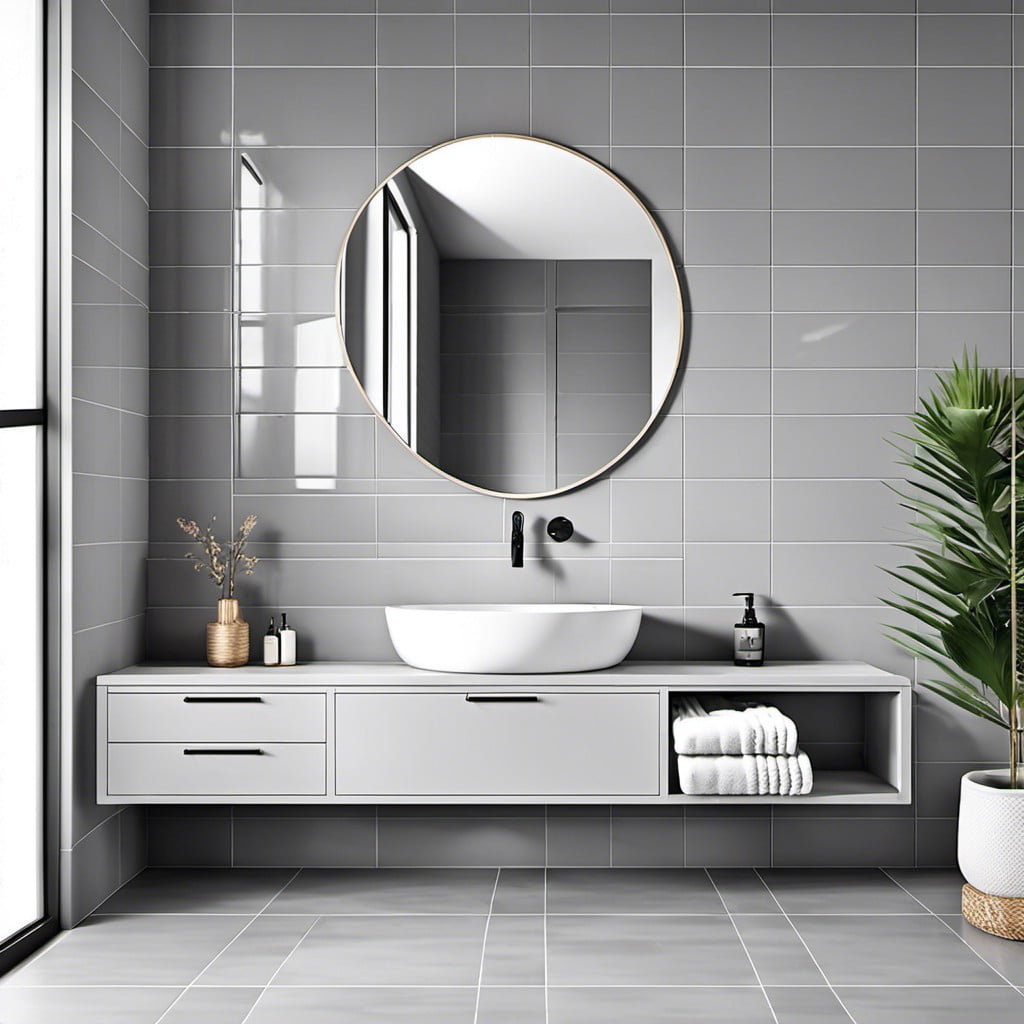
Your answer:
[677,750,813,796]
[672,697,799,756]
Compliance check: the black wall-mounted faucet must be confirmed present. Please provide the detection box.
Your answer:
[511,510,524,567]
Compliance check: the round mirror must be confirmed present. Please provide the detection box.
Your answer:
[336,134,683,498]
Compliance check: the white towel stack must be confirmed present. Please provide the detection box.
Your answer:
[673,696,813,796]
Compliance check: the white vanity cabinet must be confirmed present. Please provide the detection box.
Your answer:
[96,662,913,806]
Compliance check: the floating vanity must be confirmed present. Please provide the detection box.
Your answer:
[97,662,910,806]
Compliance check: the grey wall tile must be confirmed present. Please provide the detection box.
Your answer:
[919,69,1011,146]
[533,15,609,66]
[547,815,612,867]
[150,68,231,146]
[148,815,233,866]
[611,480,683,542]
[918,147,1011,209]
[772,416,902,478]
[456,15,529,65]
[774,268,915,313]
[684,416,770,479]
[919,14,1011,65]
[150,14,232,66]
[773,212,915,267]
[684,212,770,266]
[685,148,771,210]
[235,14,376,65]
[918,211,1010,266]
[611,817,684,866]
[612,14,683,66]
[918,313,1010,368]
[235,68,376,146]
[379,14,454,66]
[530,68,611,145]
[683,481,770,542]
[233,817,377,866]
[377,818,546,866]
[456,67,531,135]
[67,814,122,925]
[613,69,683,146]
[377,68,455,145]
[774,480,905,542]
[774,69,915,146]
[685,69,769,145]
[773,15,915,66]
[773,147,916,211]
[772,313,916,368]
[685,817,770,868]
[771,819,915,868]
[684,14,769,66]
[683,543,770,606]
[150,149,232,211]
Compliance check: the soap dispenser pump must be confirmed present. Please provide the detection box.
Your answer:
[732,592,764,667]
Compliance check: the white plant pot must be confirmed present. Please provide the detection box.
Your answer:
[958,769,1024,898]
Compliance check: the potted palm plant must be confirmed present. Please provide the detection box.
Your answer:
[886,355,1024,940]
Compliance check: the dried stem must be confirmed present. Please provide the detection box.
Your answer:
[177,514,259,599]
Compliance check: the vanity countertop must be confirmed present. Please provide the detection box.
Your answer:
[98,661,909,689]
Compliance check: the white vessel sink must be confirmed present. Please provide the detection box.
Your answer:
[385,604,643,674]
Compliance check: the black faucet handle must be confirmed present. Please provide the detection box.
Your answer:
[546,516,574,542]
[511,510,524,567]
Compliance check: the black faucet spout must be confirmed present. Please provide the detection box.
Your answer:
[510,510,524,568]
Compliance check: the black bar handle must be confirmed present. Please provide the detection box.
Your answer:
[183,748,264,756]
[183,696,263,704]
[465,694,540,703]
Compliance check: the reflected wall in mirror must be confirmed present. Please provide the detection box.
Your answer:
[337,135,684,497]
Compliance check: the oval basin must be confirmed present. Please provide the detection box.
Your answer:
[385,604,643,674]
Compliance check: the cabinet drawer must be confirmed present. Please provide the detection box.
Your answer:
[335,691,660,796]
[107,743,326,797]
[107,692,326,743]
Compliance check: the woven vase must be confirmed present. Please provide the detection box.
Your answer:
[206,598,249,668]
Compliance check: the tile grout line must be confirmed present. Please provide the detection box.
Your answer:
[879,869,1024,997]
[704,869,780,1024]
[239,912,322,1024]
[472,868,501,1024]
[751,868,858,1023]
[151,868,303,1024]
[543,864,549,1024]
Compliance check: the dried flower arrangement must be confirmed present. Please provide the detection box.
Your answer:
[176,514,259,599]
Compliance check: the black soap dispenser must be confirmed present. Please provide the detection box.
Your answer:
[732,592,765,667]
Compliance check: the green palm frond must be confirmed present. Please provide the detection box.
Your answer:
[884,352,1024,771]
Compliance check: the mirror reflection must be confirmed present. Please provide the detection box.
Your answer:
[338,135,683,497]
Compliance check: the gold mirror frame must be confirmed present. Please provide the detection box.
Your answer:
[333,133,685,500]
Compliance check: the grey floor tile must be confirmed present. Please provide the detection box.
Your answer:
[939,914,1024,985]
[477,986,547,1024]
[480,914,545,985]
[0,986,179,1024]
[3,915,249,987]
[835,985,1024,1024]
[546,868,725,914]
[766,986,851,1024]
[709,869,781,914]
[271,915,486,986]
[791,914,1009,986]
[732,915,827,986]
[265,868,499,914]
[757,869,926,915]
[193,914,317,986]
[884,868,965,915]
[93,868,295,915]
[548,986,774,1023]
[159,986,262,1024]
[245,986,477,1023]
[491,868,544,914]
[547,915,757,986]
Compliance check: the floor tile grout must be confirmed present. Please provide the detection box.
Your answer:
[151,868,303,1024]
[240,913,322,1024]
[472,869,500,1024]
[704,868,780,1024]
[880,868,1023,994]
[752,867,858,1024]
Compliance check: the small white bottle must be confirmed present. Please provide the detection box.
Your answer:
[263,617,279,667]
[279,612,296,666]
